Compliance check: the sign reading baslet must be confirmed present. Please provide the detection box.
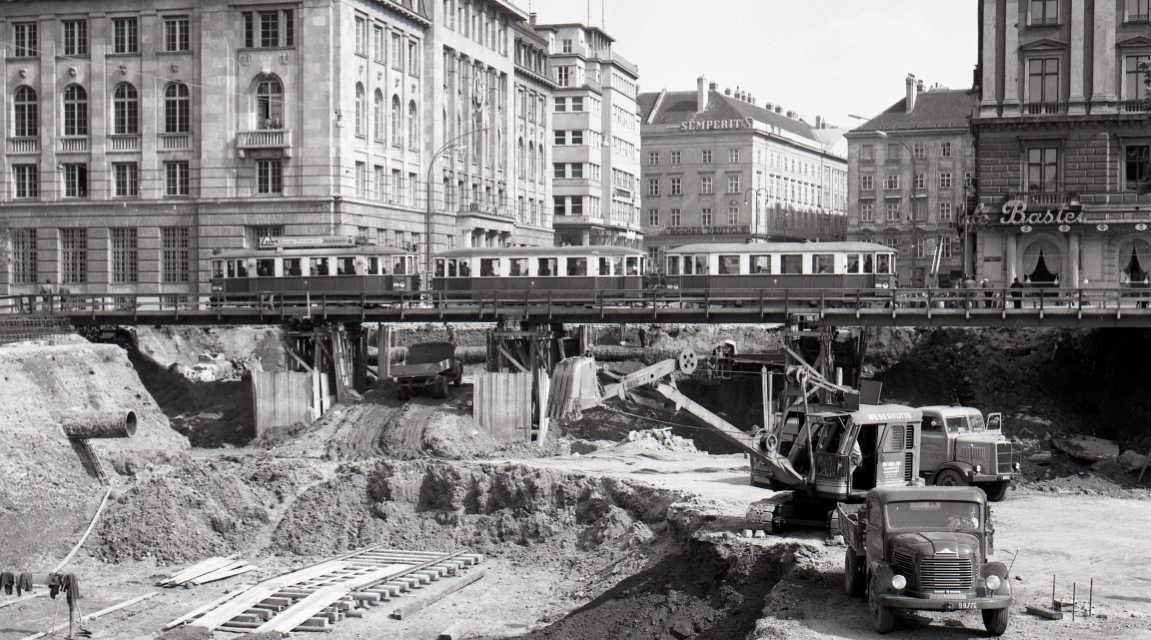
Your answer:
[997,199,1084,226]
[681,118,756,131]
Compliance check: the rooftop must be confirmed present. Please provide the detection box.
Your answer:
[639,89,822,144]
[849,88,979,135]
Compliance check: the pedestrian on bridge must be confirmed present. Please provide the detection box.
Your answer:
[982,278,995,308]
[1010,277,1023,309]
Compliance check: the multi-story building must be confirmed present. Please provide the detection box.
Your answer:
[638,77,848,267]
[972,0,1151,289]
[510,19,554,242]
[534,21,642,248]
[846,75,979,288]
[0,0,550,297]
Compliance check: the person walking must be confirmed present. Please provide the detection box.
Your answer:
[38,278,55,313]
[964,274,978,310]
[1009,277,1023,309]
[982,278,994,308]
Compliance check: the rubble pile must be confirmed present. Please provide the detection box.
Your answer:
[625,428,699,453]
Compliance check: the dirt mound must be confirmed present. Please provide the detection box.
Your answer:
[0,342,189,568]
[133,326,288,373]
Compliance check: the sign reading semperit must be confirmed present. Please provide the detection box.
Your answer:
[680,117,756,131]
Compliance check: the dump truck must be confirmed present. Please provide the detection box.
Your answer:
[838,486,1012,635]
[918,406,1021,501]
[390,341,463,400]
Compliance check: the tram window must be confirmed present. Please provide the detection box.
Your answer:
[367,257,379,275]
[284,258,302,276]
[459,260,470,276]
[393,257,407,275]
[311,258,330,276]
[813,254,834,274]
[666,256,680,276]
[212,261,224,279]
[718,255,741,275]
[226,261,237,278]
[863,254,874,274]
[336,257,357,275]
[480,258,501,277]
[599,256,622,276]
[237,261,248,277]
[434,259,445,278]
[447,259,458,277]
[509,258,529,277]
[567,257,588,276]
[781,255,803,274]
[626,257,639,276]
[538,258,557,276]
[847,254,860,274]
[694,255,708,275]
[256,259,276,277]
[876,254,891,274]
[751,255,771,274]
[682,256,693,275]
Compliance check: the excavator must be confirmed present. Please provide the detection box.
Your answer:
[547,334,923,532]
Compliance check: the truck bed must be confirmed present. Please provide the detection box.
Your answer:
[391,358,451,379]
[837,502,865,551]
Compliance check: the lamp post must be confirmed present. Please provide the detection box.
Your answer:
[425,127,488,285]
[743,187,768,238]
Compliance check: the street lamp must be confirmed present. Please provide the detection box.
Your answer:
[425,127,488,284]
[743,187,768,237]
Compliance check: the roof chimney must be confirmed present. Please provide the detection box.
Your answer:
[709,81,718,92]
[906,73,917,113]
[815,115,823,129]
[725,87,732,96]
[917,79,925,93]
[697,75,709,113]
[775,105,783,114]
[529,12,537,25]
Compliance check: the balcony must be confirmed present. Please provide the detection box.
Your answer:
[159,134,192,150]
[459,200,514,219]
[7,137,38,154]
[1025,102,1063,115]
[237,129,293,158]
[108,135,140,151]
[1006,191,1073,208]
[59,137,87,153]
[1121,100,1151,113]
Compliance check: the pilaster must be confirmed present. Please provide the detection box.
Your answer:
[1067,0,1087,115]
[1002,0,1021,116]
[979,0,1001,117]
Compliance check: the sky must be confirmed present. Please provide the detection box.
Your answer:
[515,0,979,129]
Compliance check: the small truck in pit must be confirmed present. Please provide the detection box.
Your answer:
[838,486,1012,635]
[918,406,1021,501]
[390,341,463,400]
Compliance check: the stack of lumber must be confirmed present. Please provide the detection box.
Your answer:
[159,556,257,588]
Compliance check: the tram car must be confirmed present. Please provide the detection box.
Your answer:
[431,246,648,293]
[210,236,419,294]
[663,242,898,291]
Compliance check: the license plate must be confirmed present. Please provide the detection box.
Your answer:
[956,602,978,610]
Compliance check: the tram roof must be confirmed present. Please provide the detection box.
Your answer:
[212,245,416,259]
[435,246,647,258]
[666,241,896,254]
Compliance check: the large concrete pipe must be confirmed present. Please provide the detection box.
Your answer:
[62,411,137,439]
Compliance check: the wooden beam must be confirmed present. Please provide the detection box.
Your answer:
[497,345,528,372]
[20,592,158,640]
[388,569,486,620]
[163,585,255,630]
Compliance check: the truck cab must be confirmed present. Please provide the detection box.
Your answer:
[918,406,1021,501]
[838,486,1012,635]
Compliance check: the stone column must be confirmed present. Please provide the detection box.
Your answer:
[1006,232,1018,283]
[1069,232,1081,288]
[1068,0,1087,115]
[1002,0,1021,116]
[980,0,1001,117]
[1092,0,1118,113]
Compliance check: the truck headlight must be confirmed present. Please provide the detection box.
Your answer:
[974,464,982,474]
[1013,462,1020,471]
[891,574,907,590]
[986,575,1001,590]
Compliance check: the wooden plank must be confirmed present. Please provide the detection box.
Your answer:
[260,561,347,589]
[389,569,487,620]
[252,587,348,634]
[190,586,280,630]
[189,564,257,585]
[1026,604,1064,620]
[0,592,48,610]
[161,557,235,585]
[21,592,158,640]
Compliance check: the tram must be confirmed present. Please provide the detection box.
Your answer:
[210,236,419,294]
[431,245,648,293]
[663,242,898,291]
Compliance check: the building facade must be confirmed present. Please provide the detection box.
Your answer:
[0,0,551,297]
[638,77,848,267]
[846,75,979,288]
[533,22,642,248]
[972,0,1151,289]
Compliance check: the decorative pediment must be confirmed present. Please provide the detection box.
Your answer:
[1019,38,1068,51]
[1117,35,1151,49]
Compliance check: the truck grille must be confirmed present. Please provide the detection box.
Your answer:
[920,557,974,590]
[995,442,1016,474]
[893,548,915,577]
[904,451,914,483]
[890,425,906,450]
[905,427,914,450]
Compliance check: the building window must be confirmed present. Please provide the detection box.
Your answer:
[670,208,681,226]
[374,89,385,140]
[860,174,874,191]
[886,201,900,221]
[162,227,190,283]
[355,16,367,55]
[727,175,740,193]
[729,149,740,163]
[648,178,660,197]
[391,95,401,146]
[60,229,87,284]
[1125,55,1151,101]
[63,85,87,136]
[570,197,583,216]
[941,141,953,157]
[940,237,953,258]
[407,100,418,149]
[1027,147,1059,191]
[571,97,583,112]
[63,164,88,198]
[390,32,403,70]
[256,80,284,129]
[701,207,713,226]
[13,22,37,57]
[700,176,713,195]
[571,130,583,145]
[939,172,953,189]
[886,236,900,253]
[374,25,384,63]
[164,83,190,133]
[883,174,900,190]
[554,163,566,179]
[915,242,925,259]
[553,196,566,215]
[861,202,875,222]
[113,163,138,197]
[562,38,572,53]
[408,40,420,76]
[914,173,925,190]
[912,142,925,158]
[111,228,138,283]
[670,177,682,195]
[1027,58,1060,104]
[13,86,38,137]
[244,10,294,48]
[1129,0,1151,21]
[649,151,659,165]
[648,209,659,226]
[164,16,190,52]
[63,20,87,56]
[670,151,681,165]
[13,165,38,199]
[11,229,37,285]
[728,205,739,225]
[861,144,874,161]
[887,143,901,159]
[556,66,570,87]
[913,199,927,221]
[1030,0,1059,25]
[939,202,953,221]
[355,161,366,197]
[702,149,712,164]
[355,83,365,136]
[165,161,190,196]
[112,18,138,54]
[554,97,566,113]
[258,160,283,194]
[113,83,139,134]
[1126,144,1151,190]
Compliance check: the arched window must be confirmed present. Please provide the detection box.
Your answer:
[407,100,417,150]
[113,83,138,134]
[528,142,535,182]
[354,83,365,136]
[63,85,87,136]
[374,90,384,141]
[391,95,401,146]
[517,138,524,179]
[256,79,284,129]
[13,86,38,137]
[164,83,190,133]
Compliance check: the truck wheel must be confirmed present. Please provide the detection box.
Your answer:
[982,607,1009,636]
[982,480,1010,502]
[435,375,449,399]
[933,468,968,488]
[451,364,462,386]
[868,585,895,634]
[844,549,865,598]
[398,386,410,402]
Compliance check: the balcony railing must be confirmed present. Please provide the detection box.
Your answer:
[7,137,38,154]
[1025,102,1063,115]
[159,134,192,150]
[237,129,293,155]
[108,135,140,151]
[458,201,514,219]
[59,137,87,153]
[1121,100,1151,113]
[1010,191,1072,207]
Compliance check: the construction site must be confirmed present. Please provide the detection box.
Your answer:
[1,318,1150,640]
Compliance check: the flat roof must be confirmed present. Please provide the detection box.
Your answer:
[666,242,895,254]
[436,246,646,258]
